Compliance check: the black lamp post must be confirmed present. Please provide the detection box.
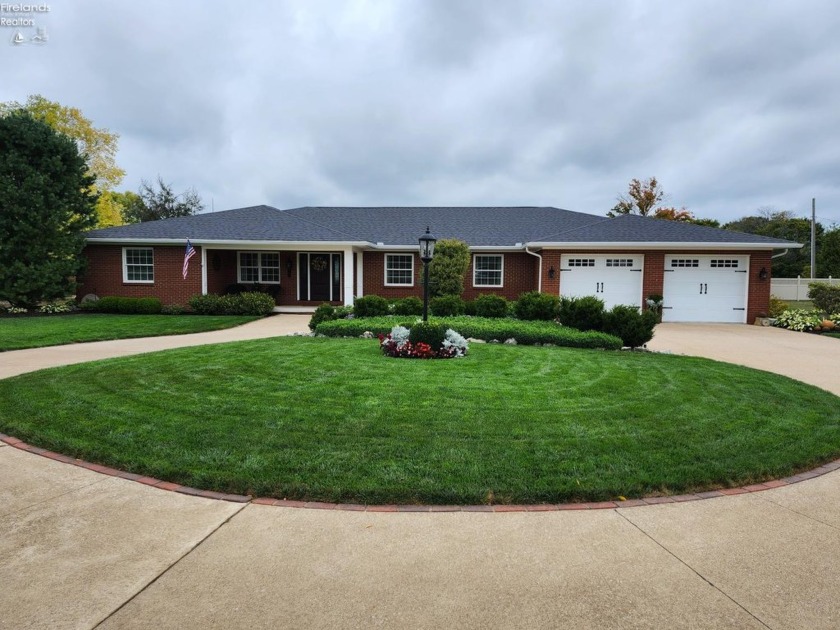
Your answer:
[419,226,437,322]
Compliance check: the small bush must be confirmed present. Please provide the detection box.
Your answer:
[37,300,74,314]
[83,296,162,314]
[808,283,840,315]
[463,300,477,316]
[408,321,448,351]
[189,292,274,316]
[430,295,465,316]
[513,291,559,321]
[309,303,353,330]
[768,295,787,318]
[773,309,823,332]
[392,296,423,316]
[161,304,186,315]
[473,294,508,318]
[602,305,657,348]
[557,296,605,331]
[354,295,390,317]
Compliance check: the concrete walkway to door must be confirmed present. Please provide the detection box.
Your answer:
[2,320,840,629]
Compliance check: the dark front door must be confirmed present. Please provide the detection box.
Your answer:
[309,254,331,301]
[299,253,341,301]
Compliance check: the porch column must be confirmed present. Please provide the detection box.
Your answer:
[342,246,354,306]
[200,246,208,295]
[355,249,364,297]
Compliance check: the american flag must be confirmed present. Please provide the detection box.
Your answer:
[183,238,196,279]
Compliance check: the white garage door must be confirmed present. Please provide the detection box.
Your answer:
[662,255,749,323]
[559,255,644,309]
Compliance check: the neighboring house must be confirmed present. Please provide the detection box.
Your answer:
[78,205,801,323]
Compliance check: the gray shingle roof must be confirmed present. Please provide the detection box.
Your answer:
[85,205,800,248]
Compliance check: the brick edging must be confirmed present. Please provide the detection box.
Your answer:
[4,432,839,511]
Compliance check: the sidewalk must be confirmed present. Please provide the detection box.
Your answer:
[2,320,840,628]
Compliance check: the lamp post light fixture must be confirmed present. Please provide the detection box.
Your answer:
[419,226,437,322]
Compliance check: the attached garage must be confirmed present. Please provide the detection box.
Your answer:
[662,255,749,323]
[559,254,643,309]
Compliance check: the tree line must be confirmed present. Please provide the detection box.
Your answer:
[610,177,839,277]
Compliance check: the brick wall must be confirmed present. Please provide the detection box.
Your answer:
[362,252,540,301]
[748,251,772,322]
[77,245,202,306]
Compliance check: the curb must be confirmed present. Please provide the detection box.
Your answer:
[4,432,840,512]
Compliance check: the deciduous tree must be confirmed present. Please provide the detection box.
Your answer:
[122,177,204,223]
[1,95,125,227]
[0,112,98,307]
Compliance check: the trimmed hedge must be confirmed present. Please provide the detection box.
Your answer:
[189,292,275,316]
[354,295,390,317]
[809,283,840,314]
[558,296,606,332]
[392,296,423,316]
[308,303,353,331]
[80,296,162,314]
[473,294,509,318]
[430,295,466,316]
[316,316,622,350]
[513,291,559,320]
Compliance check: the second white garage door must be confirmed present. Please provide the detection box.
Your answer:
[662,255,749,323]
[559,255,643,309]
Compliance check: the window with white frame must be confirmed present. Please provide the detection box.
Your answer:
[473,254,503,287]
[238,252,280,283]
[385,254,414,286]
[123,247,154,283]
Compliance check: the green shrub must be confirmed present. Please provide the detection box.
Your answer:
[513,291,559,321]
[408,321,448,351]
[189,294,222,315]
[473,294,508,318]
[773,309,823,332]
[354,295,390,317]
[602,305,657,348]
[83,296,162,314]
[189,292,274,316]
[557,296,605,331]
[428,239,470,297]
[430,295,465,316]
[768,295,787,318]
[161,304,186,315]
[808,283,840,314]
[315,316,622,350]
[463,300,477,316]
[392,296,423,316]
[309,303,354,330]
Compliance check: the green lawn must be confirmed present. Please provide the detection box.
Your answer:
[826,332,840,339]
[1,337,838,505]
[0,313,259,351]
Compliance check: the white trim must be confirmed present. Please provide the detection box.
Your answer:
[384,253,415,287]
[472,253,504,288]
[237,251,281,284]
[121,246,154,284]
[528,241,801,250]
[355,249,364,297]
[200,246,207,295]
[342,247,354,307]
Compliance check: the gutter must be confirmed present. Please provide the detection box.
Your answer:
[525,247,543,292]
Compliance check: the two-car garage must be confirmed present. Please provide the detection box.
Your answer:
[559,253,749,323]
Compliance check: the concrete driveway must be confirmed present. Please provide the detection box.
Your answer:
[2,320,840,629]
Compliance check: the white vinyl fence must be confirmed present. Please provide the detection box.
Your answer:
[771,277,837,301]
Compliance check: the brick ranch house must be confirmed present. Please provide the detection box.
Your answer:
[77,205,801,323]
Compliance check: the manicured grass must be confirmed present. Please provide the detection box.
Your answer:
[826,332,840,339]
[2,337,839,505]
[0,313,260,351]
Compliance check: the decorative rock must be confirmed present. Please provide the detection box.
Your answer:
[504,338,517,345]
[466,337,486,344]
[361,331,375,339]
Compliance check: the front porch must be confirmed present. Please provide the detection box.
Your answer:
[201,246,363,308]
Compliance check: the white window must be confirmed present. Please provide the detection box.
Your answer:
[473,254,503,287]
[385,254,414,286]
[123,247,154,283]
[238,252,280,284]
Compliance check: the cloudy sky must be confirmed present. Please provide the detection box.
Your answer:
[3,0,839,224]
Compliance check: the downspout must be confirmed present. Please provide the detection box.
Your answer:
[525,247,542,293]
[772,249,789,259]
